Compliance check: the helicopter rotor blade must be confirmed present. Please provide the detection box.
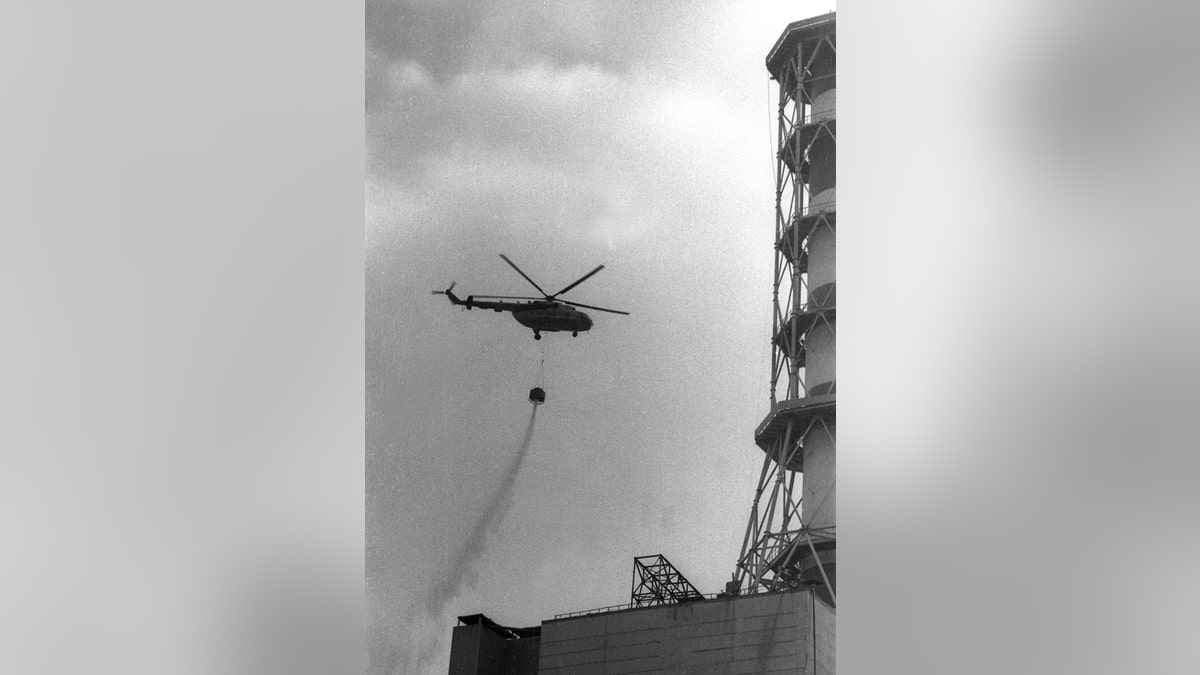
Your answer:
[551,265,605,299]
[558,299,630,315]
[468,295,544,301]
[498,254,549,297]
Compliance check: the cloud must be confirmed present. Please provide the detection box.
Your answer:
[366,61,676,251]
[365,0,701,87]
[367,50,769,257]
[389,60,433,91]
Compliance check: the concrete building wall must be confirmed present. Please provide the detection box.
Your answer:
[449,624,500,675]
[539,590,818,674]
[800,426,836,530]
[804,322,835,387]
[448,624,539,675]
[813,598,835,675]
[808,135,836,195]
[806,223,836,296]
[505,637,540,675]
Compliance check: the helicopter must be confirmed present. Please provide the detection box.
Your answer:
[433,254,629,340]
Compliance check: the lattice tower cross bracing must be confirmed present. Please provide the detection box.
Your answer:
[734,13,836,605]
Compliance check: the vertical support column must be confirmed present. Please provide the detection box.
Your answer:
[735,13,836,604]
[788,39,805,403]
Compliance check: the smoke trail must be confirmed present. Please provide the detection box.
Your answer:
[411,405,539,671]
[384,406,539,675]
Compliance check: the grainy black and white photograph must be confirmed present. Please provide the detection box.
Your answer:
[366,2,837,673]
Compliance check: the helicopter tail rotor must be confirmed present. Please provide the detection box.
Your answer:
[432,282,464,306]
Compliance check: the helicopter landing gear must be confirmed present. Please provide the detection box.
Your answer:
[534,332,541,340]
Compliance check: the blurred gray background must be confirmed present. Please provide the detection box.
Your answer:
[3,0,1199,673]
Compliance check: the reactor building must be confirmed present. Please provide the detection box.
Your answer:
[446,12,836,674]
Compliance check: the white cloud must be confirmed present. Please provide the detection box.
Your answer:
[456,61,621,104]
[388,59,432,90]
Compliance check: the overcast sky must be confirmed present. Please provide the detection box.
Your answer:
[366,2,833,673]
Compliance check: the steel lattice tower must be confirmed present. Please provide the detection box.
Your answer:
[734,13,836,605]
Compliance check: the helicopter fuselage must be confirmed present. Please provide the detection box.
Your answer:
[511,302,593,334]
[433,255,625,339]
[446,292,593,336]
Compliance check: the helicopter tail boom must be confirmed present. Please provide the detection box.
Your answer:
[431,282,466,307]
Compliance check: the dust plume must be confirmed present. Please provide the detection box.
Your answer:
[427,404,538,613]
[404,405,540,674]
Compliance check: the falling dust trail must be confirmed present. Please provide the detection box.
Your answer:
[423,403,539,618]
[400,405,539,673]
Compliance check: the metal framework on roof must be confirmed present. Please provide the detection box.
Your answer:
[630,554,704,608]
[734,13,837,607]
